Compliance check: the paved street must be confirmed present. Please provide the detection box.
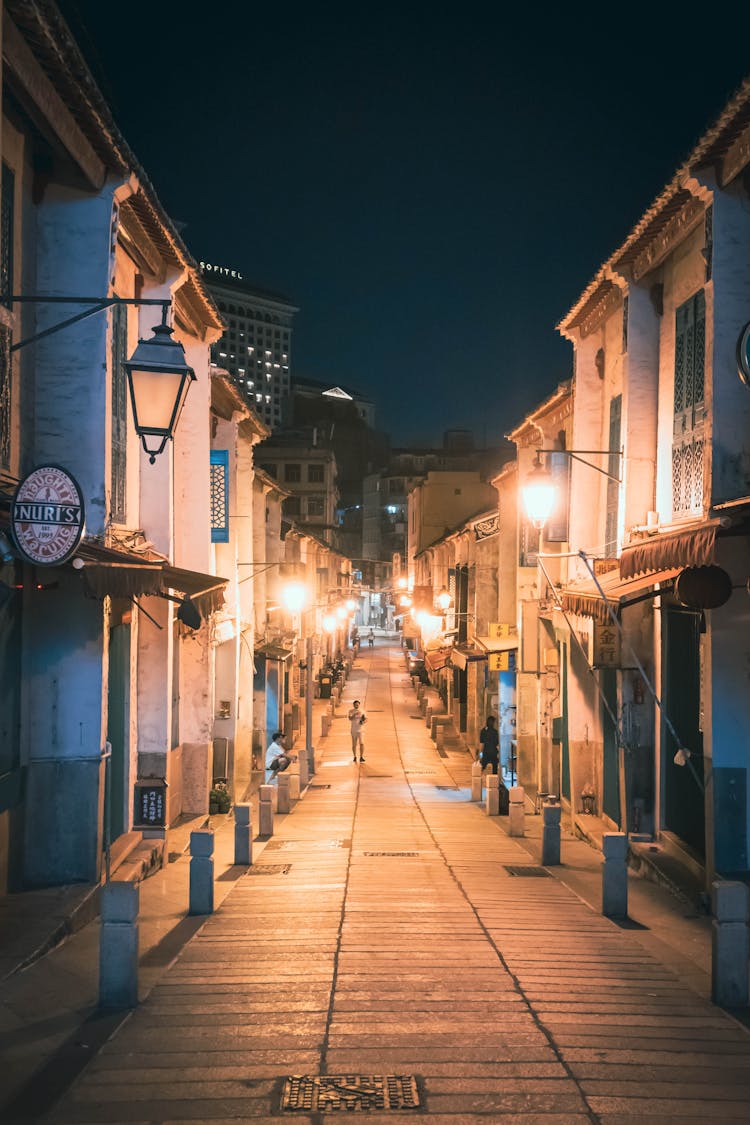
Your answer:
[44,640,750,1122]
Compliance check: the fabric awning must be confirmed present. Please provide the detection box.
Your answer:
[160,565,227,615]
[619,519,720,579]
[77,544,227,613]
[450,645,488,670]
[560,567,682,623]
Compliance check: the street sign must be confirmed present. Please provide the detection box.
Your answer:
[133,780,167,828]
[593,622,621,667]
[11,464,85,566]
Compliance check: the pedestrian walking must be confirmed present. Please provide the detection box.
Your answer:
[478,714,500,776]
[348,699,367,762]
[367,629,374,648]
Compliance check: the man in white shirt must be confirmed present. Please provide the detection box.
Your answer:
[265,731,286,783]
[348,700,366,763]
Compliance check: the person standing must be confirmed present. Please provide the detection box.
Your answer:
[479,715,500,776]
[265,731,287,783]
[348,699,367,762]
[367,629,374,648]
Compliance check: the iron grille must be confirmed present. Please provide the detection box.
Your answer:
[622,294,629,353]
[281,1074,420,1113]
[672,292,706,518]
[210,450,229,542]
[1,164,13,309]
[248,863,291,875]
[0,326,10,468]
[504,865,552,877]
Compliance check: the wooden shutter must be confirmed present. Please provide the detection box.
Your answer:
[604,394,622,557]
[672,292,706,518]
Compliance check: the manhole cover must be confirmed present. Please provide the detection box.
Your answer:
[266,839,349,851]
[249,864,292,875]
[363,851,419,857]
[281,1074,420,1112]
[435,784,459,791]
[504,865,551,877]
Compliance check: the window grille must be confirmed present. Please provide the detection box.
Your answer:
[210,450,229,542]
[1,164,14,309]
[672,291,706,518]
[622,295,629,353]
[704,206,713,282]
[110,302,127,523]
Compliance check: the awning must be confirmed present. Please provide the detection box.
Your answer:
[475,635,518,653]
[160,565,227,615]
[78,545,227,613]
[560,567,682,623]
[620,519,720,579]
[450,645,488,670]
[255,642,293,661]
[425,646,452,671]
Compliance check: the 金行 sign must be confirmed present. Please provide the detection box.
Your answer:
[593,622,621,667]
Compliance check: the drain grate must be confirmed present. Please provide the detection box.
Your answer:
[266,839,349,851]
[409,714,423,719]
[435,784,459,791]
[504,865,551,877]
[309,784,331,790]
[405,770,437,775]
[249,864,292,875]
[281,1074,420,1112]
[363,851,419,857]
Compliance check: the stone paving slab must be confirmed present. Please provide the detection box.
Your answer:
[46,642,750,1123]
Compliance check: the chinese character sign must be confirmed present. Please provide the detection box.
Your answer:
[593,623,621,667]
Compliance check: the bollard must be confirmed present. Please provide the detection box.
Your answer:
[289,770,300,800]
[308,743,316,775]
[189,829,215,915]
[471,759,483,802]
[259,784,274,837]
[416,683,425,702]
[509,786,525,837]
[234,802,252,866]
[601,832,628,918]
[436,725,445,752]
[277,773,291,814]
[99,881,139,1009]
[541,802,561,865]
[485,773,500,816]
[321,714,330,738]
[299,749,310,788]
[712,881,750,1007]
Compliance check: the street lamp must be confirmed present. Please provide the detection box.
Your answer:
[282,580,308,613]
[123,307,196,464]
[521,452,557,530]
[436,587,453,612]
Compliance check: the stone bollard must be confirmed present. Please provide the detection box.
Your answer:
[509,786,525,837]
[541,802,561,865]
[99,881,139,1009]
[436,725,445,752]
[189,829,215,916]
[277,773,291,814]
[321,713,330,737]
[289,771,301,801]
[259,784,275,837]
[308,743,316,776]
[485,773,500,816]
[416,683,425,702]
[419,696,428,715]
[299,749,310,788]
[602,832,628,918]
[471,759,483,802]
[712,881,750,1007]
[234,802,252,866]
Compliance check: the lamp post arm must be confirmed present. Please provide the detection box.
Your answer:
[536,447,622,484]
[1,296,171,353]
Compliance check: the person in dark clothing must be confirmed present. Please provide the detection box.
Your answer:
[479,715,500,775]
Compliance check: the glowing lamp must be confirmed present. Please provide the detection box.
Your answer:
[282,581,308,613]
[124,308,196,464]
[436,587,452,612]
[322,614,337,633]
[522,453,556,530]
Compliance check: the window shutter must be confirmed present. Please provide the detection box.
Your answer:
[604,395,622,558]
[210,450,230,543]
[545,452,571,543]
[672,291,706,518]
[110,302,128,523]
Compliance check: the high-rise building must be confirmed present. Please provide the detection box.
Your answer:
[199,261,298,430]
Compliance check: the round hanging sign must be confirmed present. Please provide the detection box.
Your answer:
[736,321,750,387]
[11,465,85,566]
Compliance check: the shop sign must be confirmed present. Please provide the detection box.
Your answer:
[134,780,167,827]
[488,622,512,637]
[489,651,516,672]
[593,622,621,667]
[11,465,85,566]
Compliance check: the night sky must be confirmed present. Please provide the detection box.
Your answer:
[58,2,750,447]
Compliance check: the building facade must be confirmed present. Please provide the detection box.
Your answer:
[200,265,298,431]
[257,436,339,548]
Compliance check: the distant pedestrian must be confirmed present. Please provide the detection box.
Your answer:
[348,699,367,762]
[367,629,374,648]
[479,715,500,776]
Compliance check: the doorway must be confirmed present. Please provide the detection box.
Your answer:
[663,606,705,856]
[107,619,131,842]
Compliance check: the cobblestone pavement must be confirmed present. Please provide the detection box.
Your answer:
[46,641,750,1123]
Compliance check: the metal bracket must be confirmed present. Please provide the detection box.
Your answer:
[0,295,170,353]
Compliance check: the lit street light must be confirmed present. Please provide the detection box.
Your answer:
[521,452,556,530]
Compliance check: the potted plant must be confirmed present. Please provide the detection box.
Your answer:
[209,781,231,815]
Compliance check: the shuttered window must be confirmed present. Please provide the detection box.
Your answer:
[545,452,571,543]
[604,394,622,557]
[210,450,230,542]
[672,291,706,518]
[110,302,128,523]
